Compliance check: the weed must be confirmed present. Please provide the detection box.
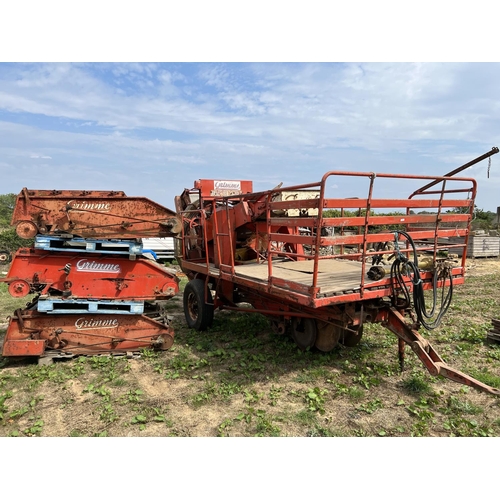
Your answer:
[165,348,210,379]
[305,387,328,414]
[151,408,171,424]
[191,381,242,408]
[293,409,318,426]
[244,389,262,404]
[268,386,283,406]
[121,389,144,404]
[83,384,112,401]
[443,417,495,437]
[353,372,381,390]
[444,396,483,416]
[131,414,147,430]
[0,390,13,420]
[402,372,432,394]
[217,418,234,437]
[254,410,281,437]
[236,407,255,424]
[407,396,436,436]
[100,403,118,423]
[69,429,87,437]
[345,386,366,400]
[112,378,128,387]
[23,417,44,436]
[357,398,384,414]
[9,406,29,419]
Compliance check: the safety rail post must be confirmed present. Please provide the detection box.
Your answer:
[311,178,326,292]
[265,190,274,293]
[201,209,210,270]
[408,176,477,271]
[432,178,448,263]
[359,174,376,298]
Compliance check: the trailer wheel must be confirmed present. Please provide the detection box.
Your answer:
[0,251,11,265]
[339,325,364,347]
[314,320,341,352]
[291,317,317,351]
[183,279,214,331]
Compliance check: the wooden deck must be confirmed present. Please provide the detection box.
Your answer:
[231,258,377,297]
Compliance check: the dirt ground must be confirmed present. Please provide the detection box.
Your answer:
[464,257,500,276]
[1,256,500,438]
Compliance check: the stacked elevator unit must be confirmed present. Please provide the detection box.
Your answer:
[1,188,181,359]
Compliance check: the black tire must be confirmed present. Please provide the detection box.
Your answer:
[183,279,214,331]
[291,317,317,351]
[0,251,11,265]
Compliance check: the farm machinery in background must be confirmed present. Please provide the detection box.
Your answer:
[1,189,180,359]
[174,148,500,396]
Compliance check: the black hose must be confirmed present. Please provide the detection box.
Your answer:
[390,231,453,330]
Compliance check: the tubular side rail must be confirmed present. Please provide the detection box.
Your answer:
[260,171,476,296]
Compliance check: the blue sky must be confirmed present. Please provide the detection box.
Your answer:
[1,4,499,213]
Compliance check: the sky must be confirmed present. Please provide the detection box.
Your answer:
[1,61,499,212]
[0,3,499,214]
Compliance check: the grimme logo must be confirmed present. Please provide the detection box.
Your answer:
[214,180,241,190]
[67,200,111,212]
[76,259,121,273]
[75,317,119,330]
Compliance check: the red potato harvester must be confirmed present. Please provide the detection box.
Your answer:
[2,309,174,357]
[0,248,179,301]
[11,188,181,240]
[174,149,500,395]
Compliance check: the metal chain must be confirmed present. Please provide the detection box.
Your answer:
[488,156,491,178]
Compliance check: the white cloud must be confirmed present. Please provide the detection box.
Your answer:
[1,63,499,210]
[30,154,52,159]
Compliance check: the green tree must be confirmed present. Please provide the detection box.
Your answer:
[0,193,17,227]
[0,193,32,253]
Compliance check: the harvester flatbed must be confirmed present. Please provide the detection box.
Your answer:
[174,160,500,395]
[182,256,463,305]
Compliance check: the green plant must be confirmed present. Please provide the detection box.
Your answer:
[254,410,281,437]
[402,372,432,394]
[407,397,436,436]
[357,398,383,414]
[0,391,13,420]
[131,414,147,431]
[268,386,283,406]
[305,387,327,414]
[100,403,118,423]
[217,418,234,437]
[23,418,44,436]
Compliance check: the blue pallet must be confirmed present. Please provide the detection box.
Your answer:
[36,298,145,315]
[34,236,143,256]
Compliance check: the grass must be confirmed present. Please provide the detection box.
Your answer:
[1,263,500,436]
[0,282,35,324]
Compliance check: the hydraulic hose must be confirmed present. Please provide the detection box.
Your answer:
[390,230,453,330]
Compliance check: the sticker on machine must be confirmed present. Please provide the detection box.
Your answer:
[76,259,121,273]
[75,317,119,330]
[211,180,242,197]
